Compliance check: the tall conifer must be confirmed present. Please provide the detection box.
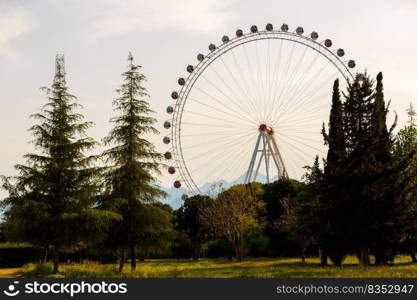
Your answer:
[1,55,116,273]
[102,53,165,272]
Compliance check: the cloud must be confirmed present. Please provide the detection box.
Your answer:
[86,0,236,42]
[0,4,36,56]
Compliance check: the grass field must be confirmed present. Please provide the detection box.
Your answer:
[8,255,417,278]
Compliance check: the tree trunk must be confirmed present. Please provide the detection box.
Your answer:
[130,246,137,271]
[52,249,59,274]
[301,247,306,263]
[410,250,417,263]
[358,245,370,266]
[42,247,48,264]
[119,250,126,273]
[234,239,244,262]
[409,243,417,263]
[320,249,328,266]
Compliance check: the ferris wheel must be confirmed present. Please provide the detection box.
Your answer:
[163,23,356,194]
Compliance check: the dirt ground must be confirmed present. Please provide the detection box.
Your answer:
[0,268,20,278]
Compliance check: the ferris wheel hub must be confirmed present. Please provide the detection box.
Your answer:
[258,124,273,135]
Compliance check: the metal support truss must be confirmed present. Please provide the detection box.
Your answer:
[244,127,288,184]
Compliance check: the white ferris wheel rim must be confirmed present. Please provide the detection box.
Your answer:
[166,24,355,194]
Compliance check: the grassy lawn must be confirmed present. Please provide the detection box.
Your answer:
[12,255,417,278]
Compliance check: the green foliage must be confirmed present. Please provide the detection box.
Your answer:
[22,263,54,277]
[243,225,270,257]
[260,179,305,256]
[100,53,165,270]
[200,184,264,261]
[318,72,412,266]
[1,56,118,273]
[174,194,211,259]
[0,246,43,267]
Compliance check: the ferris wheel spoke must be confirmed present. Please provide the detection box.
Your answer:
[276,103,329,126]
[193,86,258,125]
[185,133,255,164]
[181,127,255,138]
[278,136,321,163]
[277,132,326,155]
[187,134,254,180]
[274,75,328,126]
[207,62,258,122]
[188,96,255,125]
[181,131,255,151]
[218,55,260,118]
[198,74,257,123]
[275,45,309,114]
[196,141,251,185]
[271,42,296,111]
[279,51,321,112]
[183,109,254,129]
[278,63,335,117]
[268,52,321,123]
[195,137,255,185]
[254,41,267,121]
[242,44,265,112]
[182,133,252,150]
[229,49,261,115]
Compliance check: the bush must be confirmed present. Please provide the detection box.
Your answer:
[206,239,234,258]
[22,263,53,277]
[0,245,43,267]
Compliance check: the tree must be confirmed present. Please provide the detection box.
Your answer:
[278,157,323,263]
[319,72,410,266]
[320,79,349,266]
[174,195,211,259]
[101,53,165,272]
[1,55,117,274]
[199,184,263,261]
[392,104,417,262]
[261,179,304,257]
[135,202,175,259]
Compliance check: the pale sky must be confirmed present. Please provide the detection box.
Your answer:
[0,0,417,192]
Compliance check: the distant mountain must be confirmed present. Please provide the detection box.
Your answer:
[157,172,277,209]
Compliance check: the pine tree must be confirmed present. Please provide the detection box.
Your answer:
[102,53,165,272]
[1,55,117,274]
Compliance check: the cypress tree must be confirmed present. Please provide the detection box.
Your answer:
[1,55,117,274]
[322,79,345,174]
[320,79,349,266]
[102,53,165,272]
[342,73,376,266]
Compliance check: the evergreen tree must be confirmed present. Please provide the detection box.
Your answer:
[1,55,117,274]
[322,79,345,174]
[368,72,398,264]
[392,104,417,262]
[340,73,376,266]
[101,53,165,272]
[320,79,349,266]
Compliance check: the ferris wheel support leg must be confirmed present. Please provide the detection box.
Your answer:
[263,134,270,183]
[269,134,288,179]
[244,133,262,184]
[254,146,265,182]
